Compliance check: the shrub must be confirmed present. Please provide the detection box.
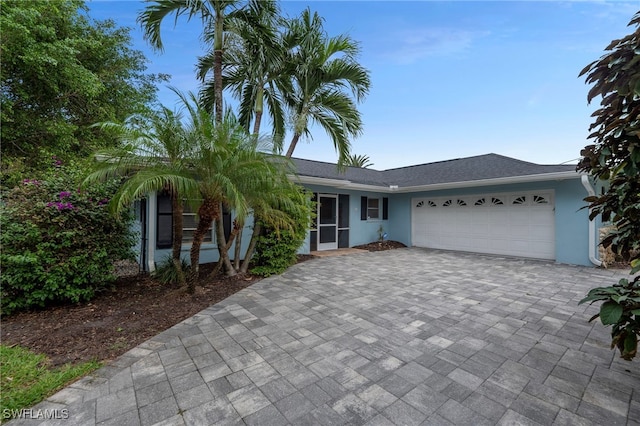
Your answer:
[250,230,304,277]
[0,160,136,314]
[579,275,640,360]
[152,256,190,285]
[249,187,312,277]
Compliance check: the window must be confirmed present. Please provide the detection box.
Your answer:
[367,198,380,219]
[156,192,215,249]
[156,192,173,249]
[182,202,213,244]
[360,196,388,220]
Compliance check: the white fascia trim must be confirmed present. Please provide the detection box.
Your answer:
[290,175,352,187]
[291,171,582,193]
[393,171,582,193]
[290,175,388,192]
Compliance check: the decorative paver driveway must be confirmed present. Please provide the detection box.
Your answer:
[10,249,640,425]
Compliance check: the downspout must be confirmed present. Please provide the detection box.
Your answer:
[580,175,603,267]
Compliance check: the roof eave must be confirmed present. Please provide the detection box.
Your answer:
[290,175,394,192]
[393,171,583,193]
[290,171,583,193]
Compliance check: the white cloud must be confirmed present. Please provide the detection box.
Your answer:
[384,27,491,64]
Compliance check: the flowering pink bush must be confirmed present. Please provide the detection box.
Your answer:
[1,163,135,314]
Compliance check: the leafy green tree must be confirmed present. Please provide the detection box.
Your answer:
[85,105,198,286]
[578,11,640,360]
[281,8,371,161]
[1,0,165,180]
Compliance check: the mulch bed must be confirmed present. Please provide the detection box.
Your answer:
[354,240,407,252]
[1,243,404,367]
[1,264,261,366]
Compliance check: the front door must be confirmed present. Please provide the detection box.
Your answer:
[318,194,338,250]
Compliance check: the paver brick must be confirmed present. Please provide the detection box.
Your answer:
[22,250,639,426]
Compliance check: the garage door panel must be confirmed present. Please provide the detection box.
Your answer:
[412,191,555,260]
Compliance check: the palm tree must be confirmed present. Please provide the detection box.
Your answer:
[138,0,275,123]
[197,1,287,140]
[175,91,299,280]
[281,8,371,161]
[344,153,374,168]
[85,107,199,286]
[195,2,288,265]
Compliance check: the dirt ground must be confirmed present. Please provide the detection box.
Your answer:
[1,242,405,367]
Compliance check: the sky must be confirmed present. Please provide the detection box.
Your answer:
[88,0,638,170]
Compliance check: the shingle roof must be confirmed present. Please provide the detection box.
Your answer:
[292,153,577,189]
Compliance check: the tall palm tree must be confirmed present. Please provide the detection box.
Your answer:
[282,8,371,161]
[195,1,287,266]
[138,0,275,123]
[197,0,287,141]
[85,107,199,286]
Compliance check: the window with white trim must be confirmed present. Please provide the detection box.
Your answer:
[367,198,380,219]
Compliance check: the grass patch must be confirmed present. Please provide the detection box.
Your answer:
[0,345,100,421]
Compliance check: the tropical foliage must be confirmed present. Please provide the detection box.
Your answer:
[249,185,313,276]
[577,11,640,360]
[345,154,374,168]
[281,8,371,161]
[85,104,198,286]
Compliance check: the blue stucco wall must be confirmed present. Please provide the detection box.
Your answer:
[301,184,392,253]
[143,177,597,268]
[150,209,254,267]
[554,179,591,265]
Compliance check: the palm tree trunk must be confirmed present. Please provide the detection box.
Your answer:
[215,202,236,276]
[213,7,224,124]
[240,220,262,274]
[285,133,301,158]
[189,199,218,293]
[252,87,264,135]
[170,189,185,286]
[233,220,242,270]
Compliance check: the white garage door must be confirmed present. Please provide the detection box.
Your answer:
[411,191,555,260]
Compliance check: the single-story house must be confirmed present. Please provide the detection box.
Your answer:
[133,153,603,271]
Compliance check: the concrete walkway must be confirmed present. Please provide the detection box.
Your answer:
[10,249,640,425]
